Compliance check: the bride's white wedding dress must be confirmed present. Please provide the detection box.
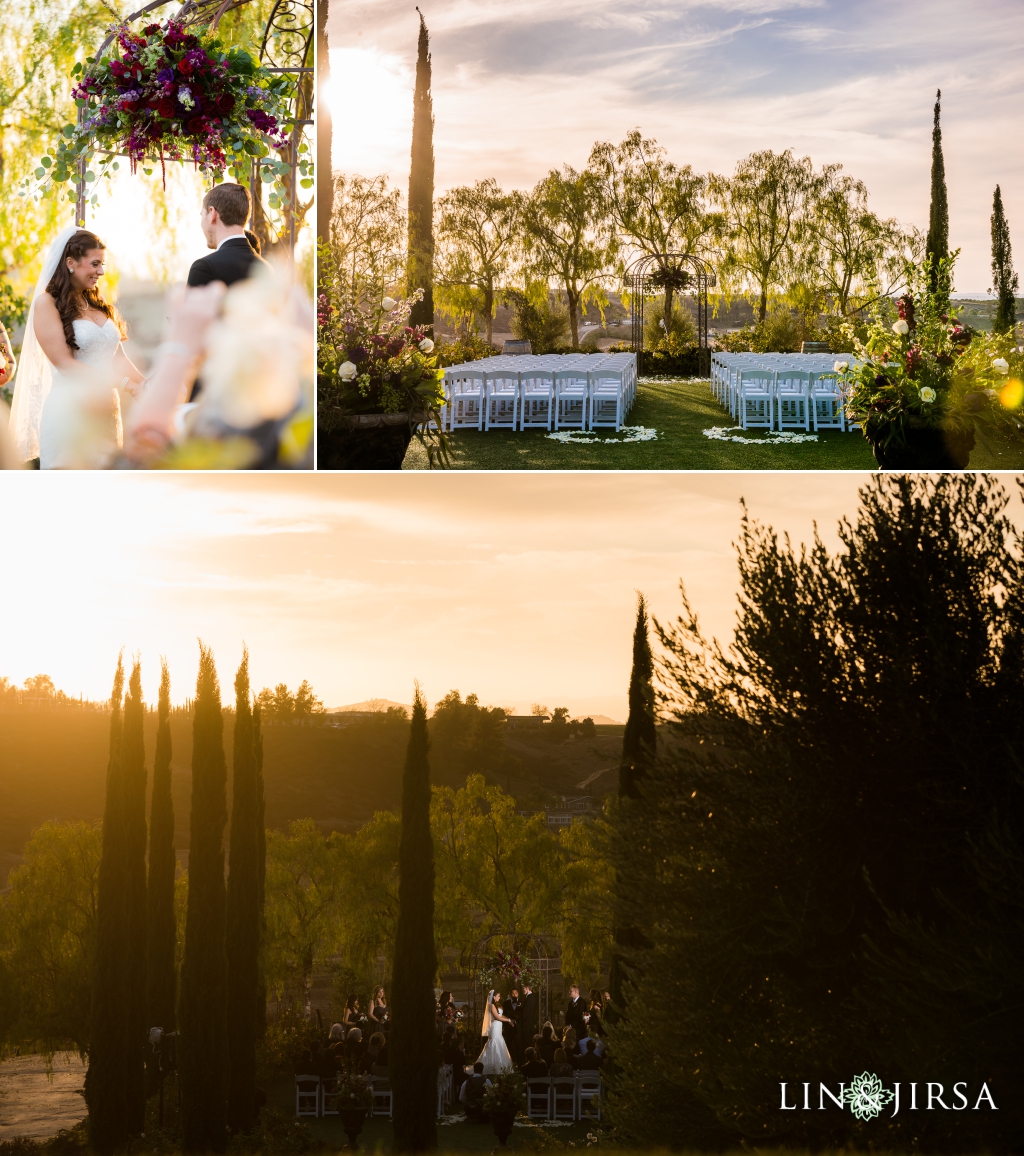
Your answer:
[479,1005,513,1074]
[38,318,123,469]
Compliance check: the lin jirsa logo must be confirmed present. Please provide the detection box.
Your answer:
[780,1073,997,1119]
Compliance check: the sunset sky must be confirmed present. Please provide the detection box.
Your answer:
[328,0,1024,294]
[0,471,918,720]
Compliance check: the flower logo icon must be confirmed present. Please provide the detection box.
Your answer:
[844,1072,895,1120]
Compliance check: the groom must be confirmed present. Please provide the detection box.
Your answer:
[187,183,268,288]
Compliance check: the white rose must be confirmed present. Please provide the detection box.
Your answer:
[381,297,397,311]
[833,360,849,372]
[418,338,435,353]
[339,361,358,381]
[919,386,936,403]
[992,357,1010,374]
[892,320,910,336]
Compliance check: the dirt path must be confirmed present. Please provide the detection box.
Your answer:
[0,1052,86,1139]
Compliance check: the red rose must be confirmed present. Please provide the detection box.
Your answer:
[158,99,176,119]
[187,116,207,135]
[217,93,235,114]
[178,58,194,75]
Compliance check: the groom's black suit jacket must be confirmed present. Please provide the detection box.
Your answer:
[187,236,267,287]
[518,992,538,1042]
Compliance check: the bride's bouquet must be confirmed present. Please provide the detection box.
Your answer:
[36,18,295,198]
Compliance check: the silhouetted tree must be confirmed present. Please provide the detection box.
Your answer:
[407,9,434,329]
[390,687,437,1152]
[226,650,260,1132]
[926,89,949,292]
[178,645,229,1152]
[991,184,1018,335]
[85,656,128,1153]
[147,661,176,1086]
[254,700,267,1039]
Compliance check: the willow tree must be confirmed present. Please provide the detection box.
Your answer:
[84,656,127,1154]
[147,661,176,1084]
[926,89,949,293]
[226,650,261,1132]
[390,688,437,1152]
[178,645,229,1152]
[991,185,1018,335]
[407,9,434,329]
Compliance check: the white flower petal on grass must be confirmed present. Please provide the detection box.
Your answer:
[544,426,658,445]
[702,426,819,445]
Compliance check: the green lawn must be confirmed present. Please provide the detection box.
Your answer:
[402,378,1024,471]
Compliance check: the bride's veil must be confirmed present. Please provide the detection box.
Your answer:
[481,989,495,1037]
[9,224,78,461]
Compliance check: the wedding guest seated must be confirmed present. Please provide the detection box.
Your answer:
[328,1021,345,1042]
[370,1044,390,1078]
[293,1048,314,1076]
[576,1032,605,1059]
[362,1032,385,1074]
[311,1040,334,1080]
[459,1061,490,1120]
[344,1027,363,1069]
[442,1030,467,1090]
[549,1048,574,1078]
[561,1026,580,1057]
[521,1047,549,1078]
[538,1024,558,1066]
[575,1039,604,1072]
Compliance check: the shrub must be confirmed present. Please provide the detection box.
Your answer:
[506,290,571,353]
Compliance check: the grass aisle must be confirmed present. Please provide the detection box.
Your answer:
[403,378,1024,470]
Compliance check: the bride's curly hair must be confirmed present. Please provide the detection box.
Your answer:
[45,230,125,351]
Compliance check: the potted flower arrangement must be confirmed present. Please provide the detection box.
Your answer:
[479,951,540,993]
[482,1068,526,1148]
[332,1070,374,1150]
[33,18,296,203]
[317,251,448,468]
[842,255,1022,468]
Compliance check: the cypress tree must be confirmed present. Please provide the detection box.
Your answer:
[147,661,176,1066]
[406,9,434,330]
[390,687,437,1153]
[619,593,656,800]
[85,656,128,1154]
[926,88,949,293]
[991,184,1018,335]
[226,650,260,1132]
[316,0,333,244]
[178,644,229,1152]
[253,701,267,1039]
[608,595,657,1016]
[121,660,149,1133]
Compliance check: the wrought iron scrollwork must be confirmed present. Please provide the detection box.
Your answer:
[626,252,717,373]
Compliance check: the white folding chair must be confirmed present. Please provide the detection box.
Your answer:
[321,1074,341,1116]
[371,1076,393,1117]
[810,372,846,431]
[552,1076,577,1121]
[448,368,485,431]
[520,368,555,430]
[527,1077,552,1120]
[776,369,811,431]
[737,370,774,429]
[295,1074,320,1117]
[589,370,625,431]
[554,369,588,430]
[577,1073,602,1121]
[484,369,519,431]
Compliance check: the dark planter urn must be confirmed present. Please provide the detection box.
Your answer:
[339,1106,368,1150]
[318,413,415,470]
[490,1109,517,1147]
[867,424,974,470]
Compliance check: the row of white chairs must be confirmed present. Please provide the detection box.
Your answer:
[526,1073,602,1121]
[711,353,860,432]
[295,1071,395,1118]
[442,354,637,433]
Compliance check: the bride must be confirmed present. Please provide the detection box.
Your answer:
[478,989,514,1074]
[10,225,145,468]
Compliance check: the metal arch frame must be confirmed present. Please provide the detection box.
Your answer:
[626,252,717,372]
[74,0,313,256]
[466,932,561,1037]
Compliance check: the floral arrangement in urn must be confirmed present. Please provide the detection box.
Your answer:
[841,255,1022,467]
[479,951,540,993]
[333,1070,374,1110]
[317,246,448,467]
[33,19,296,203]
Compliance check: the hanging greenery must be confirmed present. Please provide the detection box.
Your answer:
[28,18,295,208]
